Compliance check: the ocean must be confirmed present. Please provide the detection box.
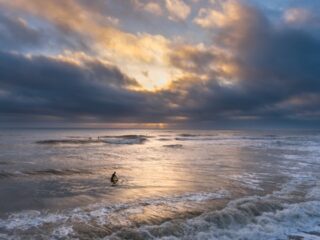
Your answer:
[0,129,320,239]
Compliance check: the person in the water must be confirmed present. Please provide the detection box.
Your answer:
[111,171,118,184]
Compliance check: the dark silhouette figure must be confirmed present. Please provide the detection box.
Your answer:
[111,171,118,184]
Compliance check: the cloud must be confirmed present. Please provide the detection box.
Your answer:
[0,13,42,50]
[0,0,178,90]
[194,0,264,31]
[143,2,163,16]
[167,0,320,123]
[0,51,151,122]
[1,0,320,127]
[284,8,311,24]
[283,8,320,29]
[165,0,191,21]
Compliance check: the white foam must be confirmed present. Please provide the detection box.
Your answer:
[226,173,264,190]
[306,184,320,200]
[0,233,15,240]
[102,177,320,240]
[1,210,68,231]
[107,192,320,240]
[50,226,74,240]
[169,190,230,202]
[0,190,230,239]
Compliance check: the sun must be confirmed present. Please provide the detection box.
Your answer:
[125,64,181,91]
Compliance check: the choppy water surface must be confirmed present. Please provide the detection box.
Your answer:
[0,129,320,239]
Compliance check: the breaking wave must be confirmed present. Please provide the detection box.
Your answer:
[178,134,201,137]
[36,135,149,145]
[36,139,99,145]
[162,144,183,149]
[106,180,320,240]
[107,197,320,240]
[99,135,148,145]
[158,138,171,141]
[0,168,92,179]
[0,190,230,239]
[2,178,320,240]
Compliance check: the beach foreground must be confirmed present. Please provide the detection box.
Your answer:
[0,129,320,239]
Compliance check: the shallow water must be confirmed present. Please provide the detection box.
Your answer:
[0,129,320,239]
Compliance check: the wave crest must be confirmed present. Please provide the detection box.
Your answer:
[36,135,149,145]
[0,168,92,179]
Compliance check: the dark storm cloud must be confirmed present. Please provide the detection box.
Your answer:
[0,5,92,53]
[0,51,153,122]
[166,1,320,124]
[0,13,42,50]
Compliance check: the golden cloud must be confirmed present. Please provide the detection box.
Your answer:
[194,0,250,29]
[0,0,185,90]
[165,0,191,21]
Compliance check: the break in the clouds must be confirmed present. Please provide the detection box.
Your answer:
[0,0,319,128]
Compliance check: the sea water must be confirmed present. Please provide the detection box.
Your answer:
[0,129,320,239]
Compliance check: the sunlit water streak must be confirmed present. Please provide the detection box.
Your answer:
[0,129,320,239]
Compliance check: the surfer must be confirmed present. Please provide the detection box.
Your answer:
[111,171,118,184]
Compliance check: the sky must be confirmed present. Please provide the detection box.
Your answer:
[0,0,320,128]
